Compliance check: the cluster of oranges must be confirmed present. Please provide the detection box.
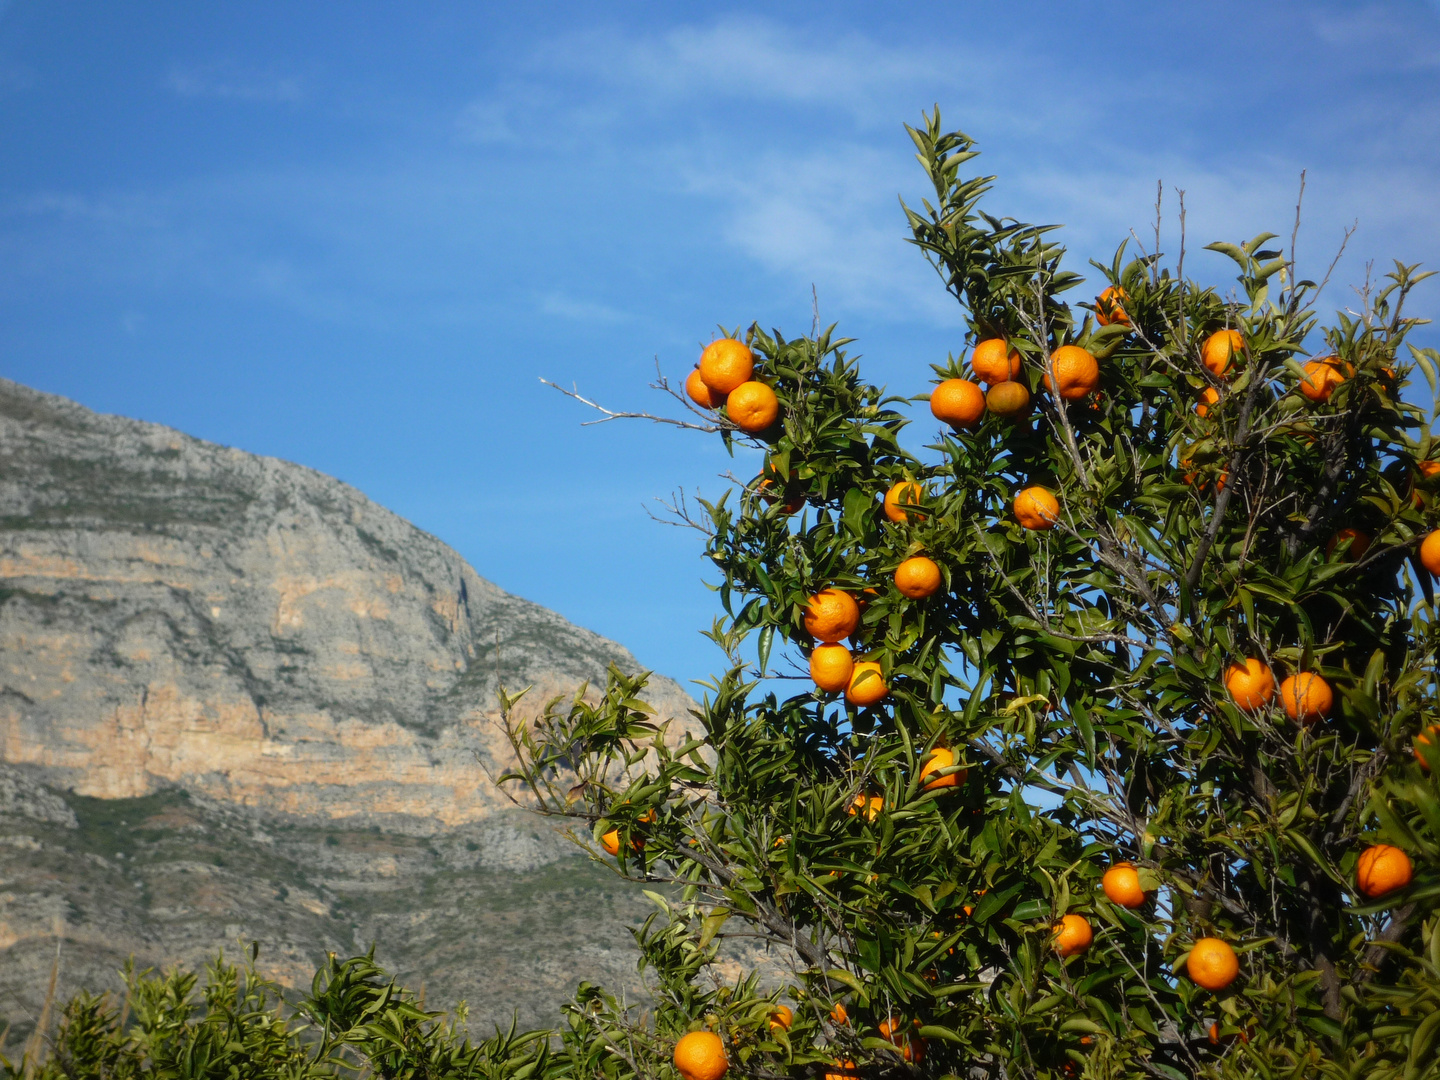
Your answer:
[1018,656,1413,995]
[685,339,779,433]
[928,337,1100,433]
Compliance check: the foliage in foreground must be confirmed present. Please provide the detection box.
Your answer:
[2,949,555,1080]
[498,110,1440,1079]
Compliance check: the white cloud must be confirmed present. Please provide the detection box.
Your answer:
[166,63,302,103]
[1312,4,1440,69]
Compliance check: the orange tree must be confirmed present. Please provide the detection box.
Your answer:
[499,110,1440,1080]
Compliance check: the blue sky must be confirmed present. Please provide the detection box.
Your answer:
[2,1,1438,691]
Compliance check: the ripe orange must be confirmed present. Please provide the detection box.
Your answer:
[1043,345,1100,400]
[674,1031,728,1080]
[726,381,778,433]
[1196,386,1220,418]
[601,828,643,856]
[986,380,1031,418]
[809,644,854,693]
[1326,527,1371,562]
[823,1059,858,1080]
[1202,329,1243,377]
[1224,659,1276,711]
[972,338,1021,384]
[884,481,926,523]
[895,556,942,598]
[847,794,883,822]
[768,1005,793,1031]
[1186,937,1239,991]
[1356,844,1413,898]
[1299,358,1345,403]
[1101,863,1147,909]
[829,1003,849,1026]
[1418,460,1440,480]
[920,746,968,791]
[1279,672,1333,724]
[804,589,860,642]
[1052,913,1093,957]
[879,1018,925,1063]
[1420,531,1440,575]
[930,379,986,428]
[1095,286,1130,327]
[699,339,754,395]
[685,368,719,408]
[846,661,888,706]
[1416,724,1440,769]
[1014,486,1060,530]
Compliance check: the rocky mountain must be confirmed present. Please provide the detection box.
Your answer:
[0,377,697,1035]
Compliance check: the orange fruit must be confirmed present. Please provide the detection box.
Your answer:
[847,794,883,822]
[1415,723,1440,768]
[809,644,854,693]
[600,828,643,856]
[879,1018,925,1063]
[1326,527,1371,562]
[686,367,719,408]
[1202,329,1243,377]
[756,476,802,515]
[829,1004,849,1026]
[920,746,967,791]
[726,381,778,433]
[1418,460,1440,480]
[1208,1022,1250,1046]
[895,556,942,599]
[986,380,1031,418]
[930,378,986,427]
[823,1060,857,1080]
[1101,863,1147,909]
[1014,486,1060,530]
[1095,285,1130,327]
[1420,531,1440,575]
[674,1031,728,1080]
[1224,659,1276,711]
[1299,358,1345,402]
[1279,672,1333,724]
[1052,913,1093,957]
[698,339,754,395]
[884,481,926,523]
[1043,345,1100,400]
[1186,937,1239,991]
[804,589,860,642]
[1356,843,1413,898]
[1196,386,1220,418]
[768,1005,794,1031]
[972,338,1021,384]
[846,661,888,706]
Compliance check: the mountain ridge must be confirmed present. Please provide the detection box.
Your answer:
[0,375,696,1033]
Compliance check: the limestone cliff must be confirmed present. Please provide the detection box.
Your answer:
[0,377,700,1033]
[0,376,694,820]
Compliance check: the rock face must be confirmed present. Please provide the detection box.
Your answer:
[0,376,693,819]
[0,377,697,1033]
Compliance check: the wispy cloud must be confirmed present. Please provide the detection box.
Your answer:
[538,293,630,323]
[1312,4,1440,69]
[166,62,302,103]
